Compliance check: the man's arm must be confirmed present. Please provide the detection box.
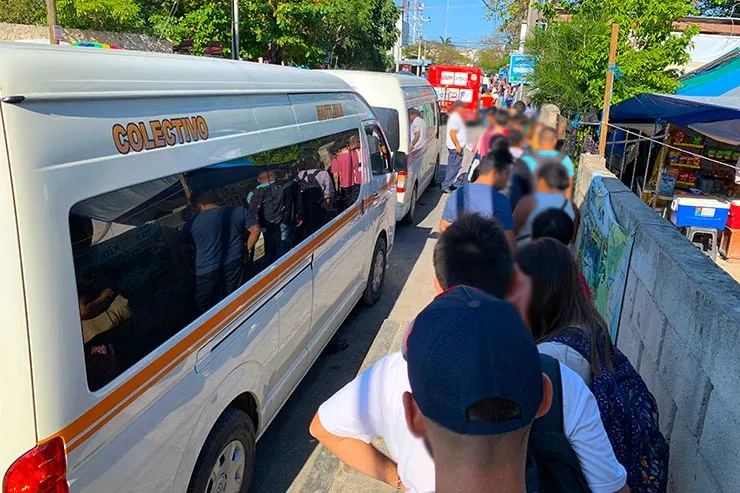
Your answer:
[411,129,421,150]
[505,230,516,251]
[449,128,461,152]
[439,218,452,232]
[512,195,535,234]
[309,414,403,489]
[245,224,261,251]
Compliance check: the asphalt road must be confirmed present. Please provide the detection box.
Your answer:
[250,125,483,493]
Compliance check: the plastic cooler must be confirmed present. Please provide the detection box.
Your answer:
[670,197,730,229]
[727,200,740,229]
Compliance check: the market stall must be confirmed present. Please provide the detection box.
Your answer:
[609,80,740,260]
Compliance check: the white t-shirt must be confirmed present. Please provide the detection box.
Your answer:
[445,112,467,150]
[539,341,593,386]
[318,352,627,493]
[409,116,425,152]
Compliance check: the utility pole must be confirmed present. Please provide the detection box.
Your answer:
[598,23,619,157]
[417,41,422,76]
[46,0,59,45]
[231,0,240,60]
[444,0,450,41]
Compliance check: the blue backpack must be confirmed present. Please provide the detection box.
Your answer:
[547,328,669,493]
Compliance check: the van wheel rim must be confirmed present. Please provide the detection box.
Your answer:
[206,440,245,493]
[372,249,385,293]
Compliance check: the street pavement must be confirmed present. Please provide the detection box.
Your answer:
[250,125,482,493]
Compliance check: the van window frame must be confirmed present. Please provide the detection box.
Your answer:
[67,124,365,392]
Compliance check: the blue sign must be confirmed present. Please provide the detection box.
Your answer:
[508,53,535,84]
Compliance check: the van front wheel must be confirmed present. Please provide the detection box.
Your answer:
[187,408,256,493]
[363,236,387,306]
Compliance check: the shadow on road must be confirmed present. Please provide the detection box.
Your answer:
[251,184,443,493]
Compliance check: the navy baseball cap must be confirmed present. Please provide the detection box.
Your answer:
[404,286,543,435]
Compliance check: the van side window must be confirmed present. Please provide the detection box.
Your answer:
[70,129,361,391]
[419,102,436,132]
[365,124,391,175]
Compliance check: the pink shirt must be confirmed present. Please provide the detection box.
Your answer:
[477,128,509,157]
[331,150,360,189]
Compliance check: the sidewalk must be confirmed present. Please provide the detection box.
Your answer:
[287,180,452,492]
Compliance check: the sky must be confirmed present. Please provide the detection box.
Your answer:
[403,0,502,47]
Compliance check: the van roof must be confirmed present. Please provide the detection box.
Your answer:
[324,70,432,89]
[0,42,353,100]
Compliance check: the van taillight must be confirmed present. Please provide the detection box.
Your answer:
[3,437,68,493]
[397,172,407,193]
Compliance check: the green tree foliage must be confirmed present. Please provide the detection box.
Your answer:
[1,0,398,70]
[477,37,509,74]
[525,0,699,112]
[482,0,528,45]
[404,41,470,65]
[148,0,398,67]
[0,0,45,24]
[57,0,144,30]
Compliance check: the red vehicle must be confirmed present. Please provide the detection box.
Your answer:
[427,65,482,123]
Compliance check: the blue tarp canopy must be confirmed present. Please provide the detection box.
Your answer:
[608,49,740,144]
[610,93,740,125]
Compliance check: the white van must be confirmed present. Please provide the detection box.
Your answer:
[325,71,441,224]
[0,43,399,493]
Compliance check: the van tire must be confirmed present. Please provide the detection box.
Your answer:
[363,236,387,306]
[400,184,417,225]
[187,408,256,493]
[431,155,440,187]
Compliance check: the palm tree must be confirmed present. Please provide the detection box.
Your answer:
[439,36,452,45]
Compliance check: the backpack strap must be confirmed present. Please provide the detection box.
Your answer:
[534,354,564,432]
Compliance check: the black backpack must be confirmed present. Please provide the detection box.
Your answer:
[251,179,297,226]
[299,169,329,203]
[526,354,590,493]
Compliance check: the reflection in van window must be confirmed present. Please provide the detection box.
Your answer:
[365,125,392,175]
[70,129,361,390]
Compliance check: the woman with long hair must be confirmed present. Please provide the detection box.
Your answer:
[514,238,613,384]
[514,238,670,493]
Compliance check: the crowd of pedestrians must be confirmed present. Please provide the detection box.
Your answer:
[309,101,669,492]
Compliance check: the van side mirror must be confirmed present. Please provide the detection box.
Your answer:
[393,151,407,172]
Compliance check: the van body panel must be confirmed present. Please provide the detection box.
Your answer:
[325,70,440,221]
[0,101,37,481]
[1,44,395,491]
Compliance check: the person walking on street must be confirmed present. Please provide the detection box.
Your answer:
[441,146,516,249]
[513,161,578,247]
[442,100,467,193]
[521,126,575,197]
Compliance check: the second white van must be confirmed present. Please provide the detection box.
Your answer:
[326,71,441,224]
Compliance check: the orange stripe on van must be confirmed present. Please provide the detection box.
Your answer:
[51,203,364,452]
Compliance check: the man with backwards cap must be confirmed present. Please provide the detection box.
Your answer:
[402,285,550,492]
[310,214,628,493]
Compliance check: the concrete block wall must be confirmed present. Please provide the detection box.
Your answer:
[0,23,172,52]
[575,155,740,493]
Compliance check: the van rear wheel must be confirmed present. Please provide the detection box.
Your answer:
[363,236,387,306]
[187,408,256,493]
[431,155,440,187]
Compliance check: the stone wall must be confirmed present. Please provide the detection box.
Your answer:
[0,23,171,52]
[575,154,740,492]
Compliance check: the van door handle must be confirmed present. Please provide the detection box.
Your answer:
[372,191,380,198]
